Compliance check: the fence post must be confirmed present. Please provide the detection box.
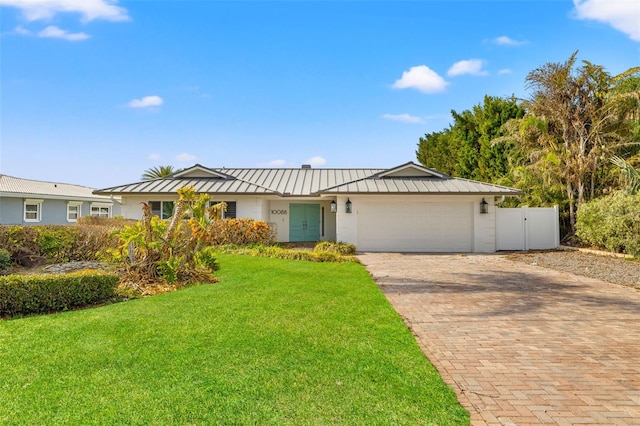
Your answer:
[522,205,529,251]
[553,205,560,248]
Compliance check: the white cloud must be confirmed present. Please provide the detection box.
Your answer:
[392,65,448,94]
[13,25,31,35]
[0,0,130,22]
[306,156,327,166]
[494,35,526,46]
[447,59,488,77]
[38,25,89,41]
[498,68,512,75]
[128,95,163,108]
[267,159,286,167]
[573,0,640,41]
[382,113,425,124]
[148,153,161,161]
[175,153,196,162]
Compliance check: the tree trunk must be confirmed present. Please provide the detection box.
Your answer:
[567,182,576,234]
[577,180,585,207]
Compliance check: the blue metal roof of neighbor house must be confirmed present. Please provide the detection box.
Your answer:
[94,162,522,197]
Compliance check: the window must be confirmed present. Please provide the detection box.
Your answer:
[24,199,43,222]
[209,201,237,219]
[90,203,112,218]
[67,202,82,222]
[149,201,175,219]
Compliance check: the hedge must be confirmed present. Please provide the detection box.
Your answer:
[203,218,275,246]
[576,191,640,257]
[0,271,119,317]
[0,223,124,266]
[216,243,360,263]
[313,241,357,255]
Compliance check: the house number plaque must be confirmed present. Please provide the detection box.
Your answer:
[271,209,287,215]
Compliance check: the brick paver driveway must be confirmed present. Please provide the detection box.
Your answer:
[359,253,640,425]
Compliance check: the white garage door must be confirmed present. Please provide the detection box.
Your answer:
[357,201,473,252]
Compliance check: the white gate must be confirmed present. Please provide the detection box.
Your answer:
[496,206,560,251]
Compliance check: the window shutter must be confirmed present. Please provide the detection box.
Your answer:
[225,202,237,219]
[210,201,237,219]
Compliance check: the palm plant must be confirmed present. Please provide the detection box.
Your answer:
[141,165,176,180]
[611,156,640,194]
[495,52,639,232]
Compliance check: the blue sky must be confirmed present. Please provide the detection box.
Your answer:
[1,0,639,189]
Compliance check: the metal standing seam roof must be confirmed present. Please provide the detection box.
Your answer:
[0,174,115,201]
[219,168,382,196]
[95,177,277,195]
[93,163,522,196]
[318,176,523,195]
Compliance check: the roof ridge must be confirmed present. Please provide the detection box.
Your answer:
[318,170,379,192]
[448,176,522,191]
[212,167,386,171]
[0,174,97,190]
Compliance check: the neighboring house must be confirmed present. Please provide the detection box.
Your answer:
[0,175,121,225]
[94,161,522,253]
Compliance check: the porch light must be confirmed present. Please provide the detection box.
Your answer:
[346,198,352,214]
[480,198,488,214]
[330,200,337,213]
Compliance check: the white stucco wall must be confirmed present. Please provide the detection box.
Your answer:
[335,195,358,245]
[234,197,265,220]
[268,200,290,242]
[473,196,496,253]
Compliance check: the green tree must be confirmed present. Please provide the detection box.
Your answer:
[141,165,176,180]
[416,95,525,181]
[477,96,526,182]
[451,108,482,179]
[509,51,640,232]
[415,128,458,176]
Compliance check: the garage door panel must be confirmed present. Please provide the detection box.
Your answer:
[358,202,473,252]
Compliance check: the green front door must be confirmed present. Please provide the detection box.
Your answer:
[289,204,321,242]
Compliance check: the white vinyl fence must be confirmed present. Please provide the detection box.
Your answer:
[496,206,560,251]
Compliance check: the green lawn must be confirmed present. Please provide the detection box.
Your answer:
[0,254,468,425]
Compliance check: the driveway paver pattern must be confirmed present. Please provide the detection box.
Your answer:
[359,253,640,426]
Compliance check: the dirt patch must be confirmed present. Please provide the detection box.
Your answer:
[507,250,640,289]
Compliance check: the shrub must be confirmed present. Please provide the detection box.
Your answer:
[35,226,82,262]
[0,248,11,271]
[0,225,78,264]
[0,226,40,264]
[205,218,275,246]
[217,244,360,263]
[76,216,134,227]
[576,191,640,257]
[0,224,123,265]
[75,223,122,261]
[313,241,357,255]
[195,246,221,272]
[75,216,129,261]
[0,271,119,317]
[110,187,221,290]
